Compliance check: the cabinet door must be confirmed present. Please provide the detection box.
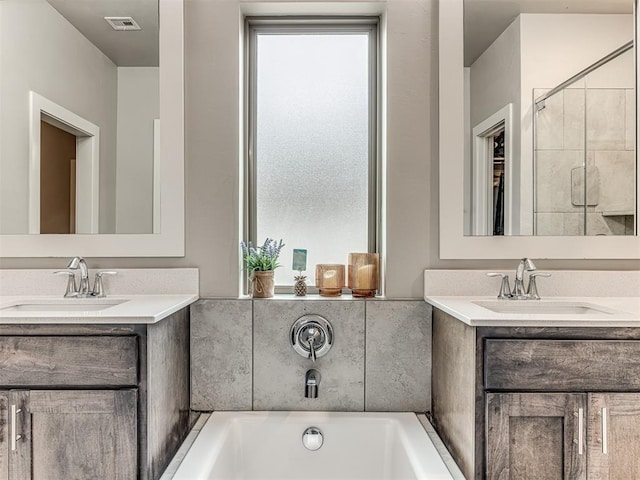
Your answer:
[486,392,587,480]
[10,390,137,480]
[588,393,640,479]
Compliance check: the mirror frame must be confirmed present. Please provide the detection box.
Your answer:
[439,0,640,259]
[0,0,184,257]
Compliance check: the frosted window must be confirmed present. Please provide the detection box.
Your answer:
[254,32,372,286]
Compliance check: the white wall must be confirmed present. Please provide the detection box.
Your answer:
[469,18,521,131]
[0,0,118,234]
[469,18,522,232]
[115,67,159,234]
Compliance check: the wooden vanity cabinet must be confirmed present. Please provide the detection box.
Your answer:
[485,392,640,480]
[486,392,586,479]
[432,308,640,480]
[0,308,190,480]
[2,389,138,480]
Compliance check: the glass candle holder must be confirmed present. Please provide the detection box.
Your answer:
[315,264,345,297]
[348,253,379,297]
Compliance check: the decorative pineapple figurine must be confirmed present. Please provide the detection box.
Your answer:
[294,274,307,296]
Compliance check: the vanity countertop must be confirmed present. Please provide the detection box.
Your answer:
[425,296,640,328]
[0,294,198,324]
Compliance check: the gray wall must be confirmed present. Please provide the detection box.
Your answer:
[191,298,431,412]
[2,0,639,297]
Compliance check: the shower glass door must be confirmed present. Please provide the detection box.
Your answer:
[534,45,636,236]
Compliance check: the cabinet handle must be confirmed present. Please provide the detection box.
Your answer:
[574,408,584,455]
[602,407,608,454]
[10,404,22,451]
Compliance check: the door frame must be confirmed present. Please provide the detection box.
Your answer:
[471,103,513,235]
[28,91,100,234]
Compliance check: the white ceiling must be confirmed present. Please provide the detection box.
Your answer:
[464,0,633,66]
[46,0,158,66]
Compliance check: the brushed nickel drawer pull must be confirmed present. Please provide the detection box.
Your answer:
[573,408,584,455]
[602,407,608,454]
[10,404,22,451]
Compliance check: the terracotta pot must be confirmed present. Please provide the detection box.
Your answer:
[251,270,275,298]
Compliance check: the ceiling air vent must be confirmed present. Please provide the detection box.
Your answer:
[104,17,141,31]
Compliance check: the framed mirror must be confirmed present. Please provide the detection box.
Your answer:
[0,0,184,257]
[439,0,640,258]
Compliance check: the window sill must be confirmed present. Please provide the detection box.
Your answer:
[240,293,384,300]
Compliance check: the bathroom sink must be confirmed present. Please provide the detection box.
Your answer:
[1,299,126,313]
[473,301,613,315]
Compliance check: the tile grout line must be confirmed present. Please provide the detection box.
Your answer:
[363,298,367,412]
[251,299,255,411]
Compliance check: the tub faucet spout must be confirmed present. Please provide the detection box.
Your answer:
[305,369,320,398]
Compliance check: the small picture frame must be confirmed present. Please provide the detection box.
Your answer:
[292,249,308,272]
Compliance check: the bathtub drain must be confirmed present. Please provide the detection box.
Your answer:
[302,427,323,451]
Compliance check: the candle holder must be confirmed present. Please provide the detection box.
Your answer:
[348,253,379,297]
[315,264,345,297]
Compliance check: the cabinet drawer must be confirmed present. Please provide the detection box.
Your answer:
[0,336,137,386]
[485,339,640,391]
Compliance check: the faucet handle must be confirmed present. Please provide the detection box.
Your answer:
[54,270,78,297]
[526,272,551,300]
[91,271,117,297]
[307,337,317,362]
[487,273,512,299]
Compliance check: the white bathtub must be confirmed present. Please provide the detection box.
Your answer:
[169,411,458,480]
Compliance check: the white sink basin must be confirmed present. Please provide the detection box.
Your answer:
[1,299,126,313]
[473,301,613,315]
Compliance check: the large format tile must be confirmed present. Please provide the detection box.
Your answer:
[191,299,253,410]
[587,89,626,151]
[365,300,431,412]
[253,299,365,411]
[563,88,585,150]
[625,89,635,151]
[570,165,599,206]
[594,150,635,214]
[535,212,584,236]
[535,150,583,213]
[535,90,564,150]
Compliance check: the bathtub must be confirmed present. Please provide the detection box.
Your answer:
[169,411,458,480]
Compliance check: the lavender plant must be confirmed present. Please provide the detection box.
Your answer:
[240,238,285,272]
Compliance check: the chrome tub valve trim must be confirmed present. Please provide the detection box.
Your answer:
[290,315,333,361]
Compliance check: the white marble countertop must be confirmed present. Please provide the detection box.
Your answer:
[0,294,198,324]
[425,296,640,327]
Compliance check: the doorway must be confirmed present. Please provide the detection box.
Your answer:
[40,121,76,234]
[29,91,100,234]
[471,103,513,235]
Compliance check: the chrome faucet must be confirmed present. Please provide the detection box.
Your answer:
[487,258,550,300]
[512,258,536,298]
[67,256,90,296]
[54,257,117,298]
[305,369,320,398]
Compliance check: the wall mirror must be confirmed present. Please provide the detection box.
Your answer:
[0,0,184,257]
[439,0,640,258]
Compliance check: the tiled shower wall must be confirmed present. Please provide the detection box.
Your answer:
[190,299,431,412]
[534,87,635,235]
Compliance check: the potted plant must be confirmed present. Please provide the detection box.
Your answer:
[240,238,285,298]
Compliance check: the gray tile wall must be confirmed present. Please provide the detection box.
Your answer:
[190,300,253,410]
[253,300,365,410]
[534,86,635,236]
[365,300,432,412]
[190,298,431,413]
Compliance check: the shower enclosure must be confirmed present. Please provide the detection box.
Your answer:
[533,42,636,236]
